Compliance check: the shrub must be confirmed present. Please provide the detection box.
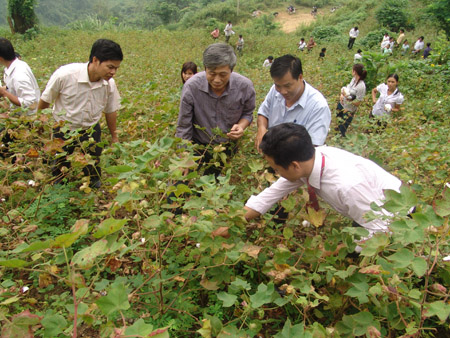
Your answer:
[375,0,414,32]
[311,26,340,41]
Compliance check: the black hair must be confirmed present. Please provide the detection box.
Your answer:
[268,56,273,60]
[0,38,16,61]
[420,36,424,40]
[260,123,314,169]
[321,48,326,52]
[426,42,431,47]
[89,39,123,63]
[386,73,399,82]
[270,54,303,80]
[301,37,305,41]
[353,63,367,84]
[357,49,362,53]
[181,61,198,83]
[354,26,358,30]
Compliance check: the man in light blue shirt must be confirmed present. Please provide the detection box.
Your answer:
[255,54,331,150]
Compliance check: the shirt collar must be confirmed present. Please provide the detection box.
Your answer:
[78,62,108,86]
[4,58,19,77]
[308,148,322,189]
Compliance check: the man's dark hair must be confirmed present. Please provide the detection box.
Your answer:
[260,123,314,169]
[270,54,303,80]
[0,38,16,61]
[89,39,123,63]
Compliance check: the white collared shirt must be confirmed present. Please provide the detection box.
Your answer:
[349,28,359,38]
[41,62,120,129]
[3,59,40,114]
[414,40,424,51]
[257,81,331,146]
[246,146,402,236]
[372,83,404,117]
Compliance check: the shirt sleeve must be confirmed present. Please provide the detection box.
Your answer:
[104,78,121,114]
[40,69,63,104]
[175,85,195,140]
[257,87,274,118]
[15,77,38,109]
[395,93,404,105]
[306,103,331,146]
[240,82,256,123]
[245,177,303,215]
[355,82,366,102]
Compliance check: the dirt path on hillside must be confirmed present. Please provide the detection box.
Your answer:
[272,7,329,33]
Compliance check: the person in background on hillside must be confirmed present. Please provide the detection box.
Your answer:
[38,39,123,188]
[354,49,363,62]
[0,38,40,161]
[401,40,410,55]
[423,43,432,59]
[388,37,395,50]
[224,21,234,43]
[176,43,255,176]
[318,48,326,61]
[236,35,244,56]
[256,54,331,150]
[263,56,274,68]
[307,36,316,52]
[380,33,390,52]
[412,36,424,55]
[336,63,367,137]
[210,27,219,40]
[181,61,198,84]
[244,123,404,253]
[298,38,306,52]
[371,73,404,119]
[396,29,405,47]
[348,26,359,49]
[383,43,393,56]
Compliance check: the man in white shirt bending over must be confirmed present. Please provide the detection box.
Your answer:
[412,36,425,55]
[38,39,123,188]
[245,123,403,243]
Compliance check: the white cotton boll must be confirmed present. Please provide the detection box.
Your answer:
[445,182,450,189]
[21,286,30,293]
[302,220,311,227]
[140,238,146,243]
[443,255,450,262]
[341,87,350,97]
[1,198,5,202]
[28,180,36,186]
[196,243,201,248]
[384,104,392,112]
[407,180,413,185]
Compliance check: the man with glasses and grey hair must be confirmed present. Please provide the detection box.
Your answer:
[176,43,255,175]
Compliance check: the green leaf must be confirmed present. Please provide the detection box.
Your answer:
[71,239,108,268]
[345,281,370,304]
[383,186,417,214]
[283,227,293,240]
[387,248,414,269]
[274,319,308,338]
[0,310,41,338]
[250,283,275,308]
[41,314,67,338]
[360,233,390,256]
[0,259,29,268]
[230,277,251,291]
[124,319,154,336]
[425,301,450,322]
[105,165,134,173]
[96,283,130,316]
[217,292,237,307]
[434,190,450,217]
[93,218,128,238]
[21,239,52,253]
[336,311,377,336]
[410,257,427,277]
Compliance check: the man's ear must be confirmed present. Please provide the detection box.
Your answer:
[290,161,302,171]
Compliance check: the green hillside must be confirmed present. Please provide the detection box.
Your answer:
[0,0,449,337]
